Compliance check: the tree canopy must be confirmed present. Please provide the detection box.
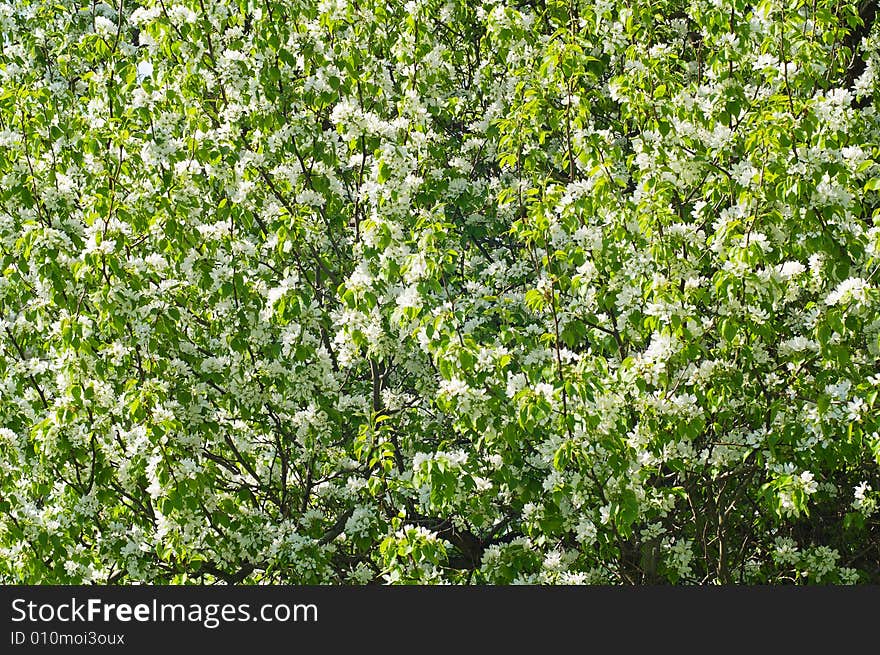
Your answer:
[1,0,879,584]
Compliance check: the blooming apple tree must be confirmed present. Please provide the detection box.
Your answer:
[1,0,879,584]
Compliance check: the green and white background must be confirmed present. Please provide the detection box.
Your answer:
[1,0,879,584]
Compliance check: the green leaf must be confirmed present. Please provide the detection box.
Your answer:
[720,319,737,343]
[524,289,545,311]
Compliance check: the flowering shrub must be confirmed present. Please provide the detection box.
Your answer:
[1,0,879,584]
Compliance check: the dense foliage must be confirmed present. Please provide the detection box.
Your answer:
[1,0,879,584]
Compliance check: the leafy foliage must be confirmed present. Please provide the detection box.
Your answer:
[1,0,879,584]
